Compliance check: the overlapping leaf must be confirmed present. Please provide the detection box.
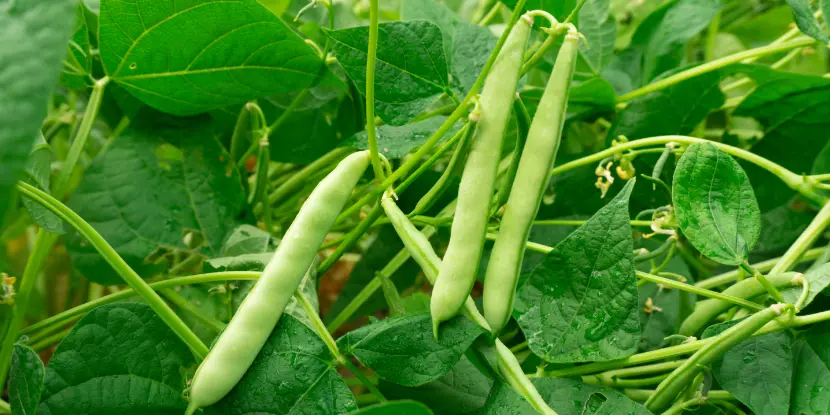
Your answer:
[0,0,76,220]
[516,180,640,363]
[9,344,45,415]
[673,143,761,265]
[99,0,323,115]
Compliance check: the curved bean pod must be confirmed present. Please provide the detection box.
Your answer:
[483,28,580,335]
[430,16,533,338]
[186,151,370,413]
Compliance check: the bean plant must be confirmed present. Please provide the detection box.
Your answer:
[2,0,830,414]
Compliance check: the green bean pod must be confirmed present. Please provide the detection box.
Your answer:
[381,193,557,415]
[645,303,791,413]
[430,16,532,338]
[483,29,579,335]
[186,151,370,414]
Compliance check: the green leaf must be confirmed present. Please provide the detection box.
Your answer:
[532,377,652,414]
[0,0,76,221]
[338,312,487,387]
[38,303,195,414]
[9,344,45,415]
[401,0,497,95]
[60,2,93,89]
[347,401,433,415]
[206,314,356,414]
[781,263,830,309]
[99,0,323,116]
[610,70,725,140]
[735,68,830,211]
[21,135,65,234]
[341,117,462,158]
[703,321,793,415]
[578,0,617,76]
[516,180,640,363]
[785,0,830,43]
[219,224,275,257]
[481,382,536,415]
[606,0,722,88]
[379,356,493,414]
[791,322,830,414]
[65,120,246,284]
[328,20,452,126]
[672,142,761,265]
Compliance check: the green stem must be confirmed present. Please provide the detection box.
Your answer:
[521,25,567,74]
[618,37,816,102]
[704,12,720,62]
[0,79,110,389]
[160,288,226,333]
[634,238,675,263]
[478,1,502,25]
[253,136,273,232]
[21,272,260,337]
[564,0,587,23]
[636,271,763,311]
[697,247,824,289]
[335,0,529,225]
[16,182,209,359]
[364,0,385,182]
[317,204,383,275]
[532,219,653,227]
[769,201,830,275]
[296,291,344,363]
[645,304,791,412]
[550,136,823,204]
[342,358,388,403]
[0,232,58,388]
[740,262,784,303]
[52,76,109,200]
[583,373,668,388]
[598,360,684,379]
[267,89,309,133]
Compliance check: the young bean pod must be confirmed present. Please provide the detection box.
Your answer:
[430,15,533,338]
[186,151,370,414]
[381,193,557,415]
[645,303,791,413]
[483,28,580,335]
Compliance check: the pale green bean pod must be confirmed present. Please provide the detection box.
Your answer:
[483,28,580,335]
[430,16,533,338]
[186,151,370,414]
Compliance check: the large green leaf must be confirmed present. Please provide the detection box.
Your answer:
[337,312,486,387]
[532,378,652,414]
[604,0,722,90]
[672,142,761,265]
[65,119,246,284]
[704,322,793,415]
[516,180,640,363]
[341,117,462,159]
[9,344,45,415]
[380,356,493,414]
[0,0,75,221]
[206,314,357,414]
[791,322,830,414]
[735,68,830,211]
[99,0,323,116]
[610,70,725,140]
[347,401,433,415]
[400,0,497,95]
[38,303,195,414]
[328,20,452,126]
[578,0,616,76]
